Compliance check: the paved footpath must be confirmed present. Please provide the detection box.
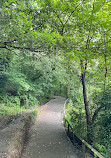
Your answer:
[21,97,83,158]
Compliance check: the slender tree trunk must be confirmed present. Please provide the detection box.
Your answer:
[81,73,91,125]
[66,85,70,98]
[59,82,62,95]
[81,72,92,144]
[104,54,107,92]
[81,60,92,144]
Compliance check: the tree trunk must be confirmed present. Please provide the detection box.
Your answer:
[104,54,107,92]
[81,60,92,144]
[81,72,92,144]
[59,82,62,95]
[66,85,70,98]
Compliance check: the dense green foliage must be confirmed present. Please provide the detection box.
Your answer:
[0,0,111,157]
[0,49,66,106]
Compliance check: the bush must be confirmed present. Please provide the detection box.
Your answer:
[65,99,87,139]
[3,95,20,107]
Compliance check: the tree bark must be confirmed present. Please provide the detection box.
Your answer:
[81,60,92,144]
[104,54,108,92]
[59,82,62,95]
[66,85,70,99]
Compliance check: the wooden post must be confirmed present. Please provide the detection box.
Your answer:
[68,123,70,136]
[73,133,75,145]
[82,142,85,158]
[64,119,66,127]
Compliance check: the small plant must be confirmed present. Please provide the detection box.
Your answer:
[32,109,38,116]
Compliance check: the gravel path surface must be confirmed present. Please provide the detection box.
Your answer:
[21,96,82,158]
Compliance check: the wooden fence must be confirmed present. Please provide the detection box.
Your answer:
[63,99,104,158]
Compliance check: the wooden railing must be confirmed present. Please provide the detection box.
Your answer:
[63,99,104,158]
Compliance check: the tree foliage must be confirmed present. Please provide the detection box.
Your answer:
[0,0,111,157]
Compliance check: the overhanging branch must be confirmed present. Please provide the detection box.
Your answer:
[0,44,43,53]
[0,40,16,45]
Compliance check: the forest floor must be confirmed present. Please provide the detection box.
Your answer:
[21,96,83,158]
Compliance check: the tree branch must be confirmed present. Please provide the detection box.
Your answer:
[52,9,64,27]
[52,3,80,36]
[0,40,16,45]
[0,45,43,53]
[92,106,104,123]
[96,39,111,50]
[64,4,80,26]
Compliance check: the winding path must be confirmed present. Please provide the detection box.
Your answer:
[21,97,82,158]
